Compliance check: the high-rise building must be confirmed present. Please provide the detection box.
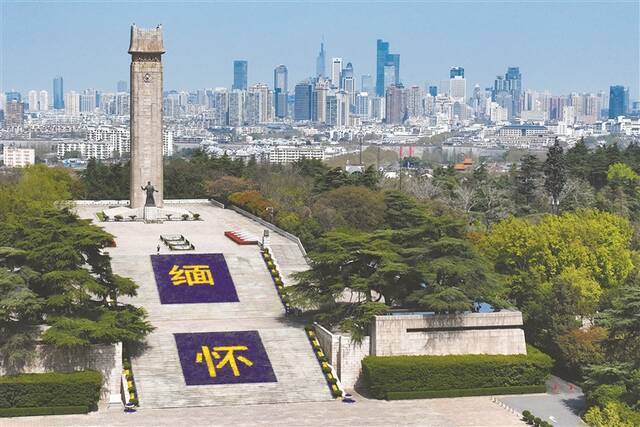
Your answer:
[376,39,389,97]
[294,82,313,121]
[505,67,522,117]
[450,67,464,78]
[316,42,326,78]
[406,86,424,117]
[5,101,24,128]
[385,84,405,124]
[331,58,343,88]
[28,90,39,112]
[313,80,329,123]
[213,87,229,125]
[361,74,373,94]
[383,64,396,92]
[80,89,97,112]
[39,90,49,111]
[428,86,438,97]
[609,85,629,118]
[228,90,245,126]
[387,54,400,85]
[274,65,288,119]
[355,92,370,118]
[335,90,350,127]
[246,83,273,124]
[376,39,400,97]
[5,91,21,103]
[117,80,128,93]
[233,60,248,91]
[53,76,64,109]
[64,91,80,115]
[449,67,466,102]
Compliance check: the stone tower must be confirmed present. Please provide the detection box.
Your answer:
[129,25,165,209]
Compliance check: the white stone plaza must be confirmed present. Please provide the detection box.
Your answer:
[32,202,527,426]
[77,201,329,408]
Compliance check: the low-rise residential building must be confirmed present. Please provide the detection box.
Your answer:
[3,145,35,167]
[268,145,324,163]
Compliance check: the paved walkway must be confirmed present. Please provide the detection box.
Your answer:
[76,203,330,408]
[498,376,585,426]
[6,394,525,426]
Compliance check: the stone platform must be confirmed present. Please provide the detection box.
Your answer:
[76,202,331,408]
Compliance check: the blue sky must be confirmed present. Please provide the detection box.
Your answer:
[1,1,639,99]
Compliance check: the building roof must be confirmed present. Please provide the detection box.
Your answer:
[501,124,547,130]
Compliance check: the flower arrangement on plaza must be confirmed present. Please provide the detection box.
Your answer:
[122,353,139,406]
[174,331,277,385]
[261,248,290,312]
[304,326,343,398]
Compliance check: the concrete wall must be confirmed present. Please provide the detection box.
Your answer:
[314,313,527,388]
[313,324,370,389]
[0,343,122,406]
[371,311,527,356]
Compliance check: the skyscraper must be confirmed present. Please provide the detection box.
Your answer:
[387,54,400,85]
[331,58,343,88]
[383,64,396,92]
[5,100,24,128]
[316,42,326,78]
[376,39,400,97]
[450,67,464,78]
[233,60,248,91]
[342,63,355,106]
[385,84,405,124]
[313,80,329,123]
[609,85,629,118]
[294,82,313,121]
[228,90,245,126]
[361,74,373,94]
[39,90,49,111]
[274,65,288,118]
[449,67,466,102]
[376,39,389,97]
[28,90,39,112]
[505,67,522,117]
[428,86,438,97]
[117,80,128,93]
[53,76,64,109]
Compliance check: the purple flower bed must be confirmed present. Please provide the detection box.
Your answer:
[150,253,239,304]
[174,331,277,386]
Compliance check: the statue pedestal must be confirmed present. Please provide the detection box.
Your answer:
[143,207,159,222]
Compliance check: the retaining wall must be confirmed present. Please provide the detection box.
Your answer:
[371,311,527,356]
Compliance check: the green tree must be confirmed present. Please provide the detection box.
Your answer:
[312,186,386,231]
[543,139,566,213]
[515,154,542,213]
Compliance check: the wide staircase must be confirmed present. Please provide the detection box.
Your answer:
[101,203,331,409]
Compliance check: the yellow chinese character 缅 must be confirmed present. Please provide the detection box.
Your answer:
[195,345,254,378]
[169,264,214,286]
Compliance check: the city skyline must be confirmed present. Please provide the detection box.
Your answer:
[2,2,638,99]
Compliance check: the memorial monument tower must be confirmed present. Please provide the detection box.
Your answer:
[129,25,165,209]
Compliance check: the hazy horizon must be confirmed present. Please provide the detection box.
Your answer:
[2,1,639,99]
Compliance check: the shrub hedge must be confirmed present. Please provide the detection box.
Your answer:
[362,345,552,399]
[0,371,102,411]
[0,406,89,417]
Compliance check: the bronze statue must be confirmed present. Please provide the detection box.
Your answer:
[141,181,158,207]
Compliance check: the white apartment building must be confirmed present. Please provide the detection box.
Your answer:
[3,146,35,167]
[268,146,325,163]
[57,126,174,159]
[64,91,80,115]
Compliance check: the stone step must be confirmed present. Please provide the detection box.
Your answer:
[94,203,333,409]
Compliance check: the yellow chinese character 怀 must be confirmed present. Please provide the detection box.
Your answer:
[195,345,254,377]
